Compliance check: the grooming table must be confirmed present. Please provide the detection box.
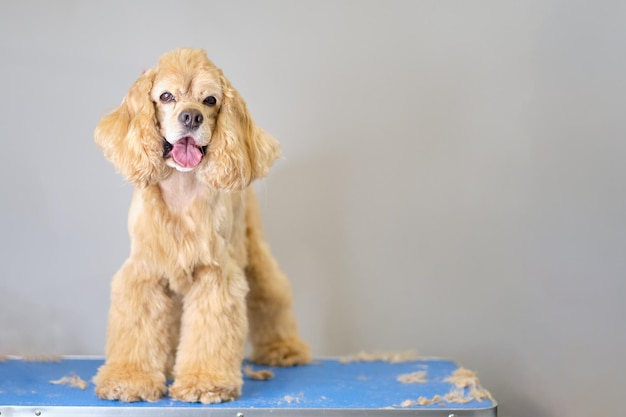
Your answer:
[0,357,497,416]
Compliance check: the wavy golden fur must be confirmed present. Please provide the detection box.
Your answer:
[93,48,310,404]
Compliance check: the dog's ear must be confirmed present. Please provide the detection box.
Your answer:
[199,70,281,191]
[95,69,168,187]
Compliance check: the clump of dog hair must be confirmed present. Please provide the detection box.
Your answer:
[283,392,304,404]
[243,365,274,381]
[339,350,419,364]
[444,367,495,402]
[397,371,427,384]
[400,395,442,407]
[445,367,479,388]
[50,374,88,390]
[398,366,494,407]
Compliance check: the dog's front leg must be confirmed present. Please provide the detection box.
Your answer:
[94,260,172,402]
[169,263,248,404]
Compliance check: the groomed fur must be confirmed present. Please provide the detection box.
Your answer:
[93,48,310,404]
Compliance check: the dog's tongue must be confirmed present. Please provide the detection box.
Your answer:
[171,137,203,168]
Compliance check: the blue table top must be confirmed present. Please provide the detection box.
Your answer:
[0,357,496,416]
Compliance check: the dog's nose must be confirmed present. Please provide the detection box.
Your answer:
[179,109,203,130]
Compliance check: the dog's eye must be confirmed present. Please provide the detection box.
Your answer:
[203,96,217,106]
[159,92,175,103]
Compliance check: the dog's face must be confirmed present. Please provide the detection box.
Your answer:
[151,54,223,172]
[95,48,280,189]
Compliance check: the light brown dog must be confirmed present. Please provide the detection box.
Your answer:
[93,48,310,404]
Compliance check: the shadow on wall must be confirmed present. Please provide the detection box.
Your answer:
[257,151,361,356]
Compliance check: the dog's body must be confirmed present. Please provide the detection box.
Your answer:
[93,49,310,404]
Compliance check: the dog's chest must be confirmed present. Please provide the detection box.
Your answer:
[129,172,245,294]
[157,172,233,260]
[159,171,206,213]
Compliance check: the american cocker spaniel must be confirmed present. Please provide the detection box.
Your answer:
[93,48,310,404]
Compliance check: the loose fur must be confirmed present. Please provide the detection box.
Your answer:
[93,48,310,404]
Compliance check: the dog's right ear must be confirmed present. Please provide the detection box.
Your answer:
[95,68,169,187]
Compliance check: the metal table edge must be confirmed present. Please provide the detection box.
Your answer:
[1,405,497,417]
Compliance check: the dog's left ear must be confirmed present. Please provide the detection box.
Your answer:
[199,70,281,191]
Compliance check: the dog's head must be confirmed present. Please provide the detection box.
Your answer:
[95,48,280,190]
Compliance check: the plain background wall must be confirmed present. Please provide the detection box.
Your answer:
[1,1,624,416]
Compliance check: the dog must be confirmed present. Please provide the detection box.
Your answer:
[93,48,311,404]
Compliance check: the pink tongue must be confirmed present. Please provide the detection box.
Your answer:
[171,137,203,168]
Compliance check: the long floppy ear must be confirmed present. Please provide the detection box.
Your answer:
[199,70,281,191]
[94,69,168,187]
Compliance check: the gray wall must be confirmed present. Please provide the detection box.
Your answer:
[1,1,624,416]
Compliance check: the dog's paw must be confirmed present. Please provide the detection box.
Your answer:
[94,364,166,402]
[169,375,241,404]
[252,338,312,367]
